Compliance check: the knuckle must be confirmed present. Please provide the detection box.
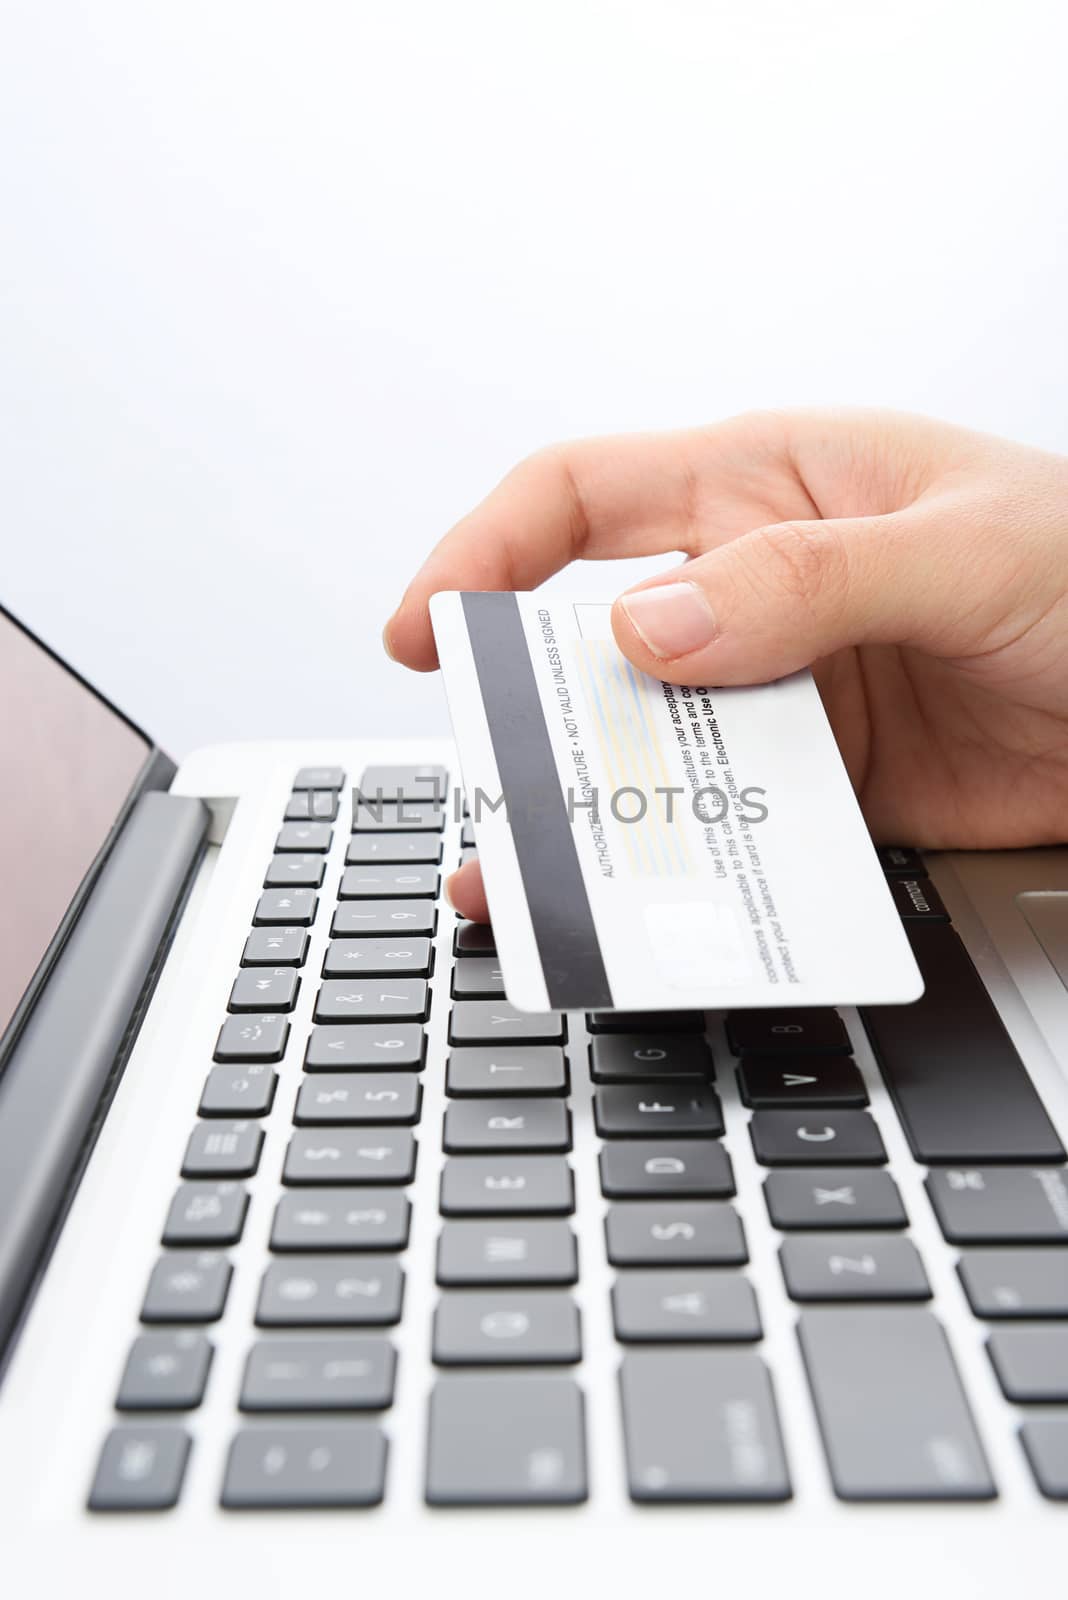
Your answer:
[749,519,852,612]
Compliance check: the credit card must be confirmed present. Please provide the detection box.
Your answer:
[431,591,923,1013]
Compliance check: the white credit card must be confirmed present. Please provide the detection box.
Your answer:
[431,591,923,1013]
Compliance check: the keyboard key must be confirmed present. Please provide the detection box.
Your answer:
[181,1120,264,1179]
[141,1253,232,1323]
[440,1157,575,1216]
[599,1140,735,1199]
[221,1424,386,1508]
[451,957,506,998]
[254,888,318,926]
[925,1166,1068,1243]
[256,1258,405,1326]
[589,1033,714,1082]
[117,1332,213,1411]
[958,1248,1068,1317]
[763,1169,907,1230]
[436,1220,578,1286]
[162,1182,248,1246]
[241,926,308,967]
[987,1327,1068,1402]
[276,822,333,853]
[314,978,429,1023]
[453,922,496,956]
[727,1009,851,1056]
[447,1046,569,1098]
[426,1375,586,1504]
[888,876,948,921]
[89,1427,191,1511]
[749,1109,887,1166]
[612,1271,761,1343]
[605,1203,747,1267]
[339,865,439,900]
[271,1190,410,1252]
[433,1292,582,1365]
[240,1337,395,1411]
[332,900,437,937]
[449,1002,566,1045]
[737,1056,868,1108]
[862,922,1065,1163]
[352,801,444,833]
[294,766,346,791]
[780,1235,930,1301]
[285,790,340,822]
[346,833,442,865]
[228,969,300,1014]
[283,1130,416,1185]
[1021,1418,1068,1499]
[305,1024,426,1071]
[443,1098,571,1153]
[294,1075,422,1126]
[797,1308,994,1500]
[198,1064,278,1118]
[587,1010,704,1034]
[322,937,432,977]
[214,1014,289,1063]
[264,854,325,889]
[620,1349,790,1502]
[878,845,926,877]
[594,1084,724,1139]
[357,763,448,803]
[461,818,476,848]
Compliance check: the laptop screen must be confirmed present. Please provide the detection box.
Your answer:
[0,610,151,1043]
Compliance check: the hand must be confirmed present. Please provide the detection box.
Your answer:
[385,409,1068,921]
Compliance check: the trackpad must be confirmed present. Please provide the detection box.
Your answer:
[1017,892,1068,991]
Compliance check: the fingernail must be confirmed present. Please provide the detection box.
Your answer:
[620,581,717,660]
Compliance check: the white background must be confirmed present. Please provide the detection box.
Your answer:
[1,0,1066,759]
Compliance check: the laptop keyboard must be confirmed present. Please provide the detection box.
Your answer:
[87,765,1068,1510]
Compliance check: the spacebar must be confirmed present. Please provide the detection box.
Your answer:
[861,921,1065,1163]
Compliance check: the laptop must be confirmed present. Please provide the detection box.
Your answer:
[0,599,1065,1596]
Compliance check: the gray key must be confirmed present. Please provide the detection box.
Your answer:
[322,936,432,977]
[594,1084,724,1139]
[433,1292,581,1364]
[89,1427,191,1511]
[254,887,318,925]
[182,1120,264,1179]
[426,1375,586,1504]
[353,801,444,833]
[620,1349,790,1502]
[605,1203,747,1266]
[214,1014,289,1063]
[294,1074,422,1126]
[926,1166,1068,1243]
[599,1140,734,1199]
[240,1337,395,1411]
[436,1220,578,1286]
[221,1424,386,1507]
[117,1332,213,1411]
[749,1109,886,1165]
[228,968,300,1012]
[358,763,448,803]
[271,1189,410,1252]
[162,1182,248,1246]
[294,765,346,791]
[780,1234,930,1301]
[449,1002,566,1045]
[284,1129,416,1185]
[241,926,308,966]
[332,900,437,937]
[265,854,325,889]
[446,1046,568,1097]
[452,958,506,998]
[346,833,442,865]
[589,1033,715,1082]
[314,977,428,1022]
[440,1157,575,1216]
[764,1168,907,1230]
[454,922,496,956]
[142,1253,232,1323]
[198,1064,278,1118]
[257,1258,404,1326]
[798,1308,995,1499]
[339,865,440,900]
[276,821,333,853]
[443,1098,572,1153]
[958,1248,1068,1317]
[461,818,476,847]
[285,790,340,821]
[987,1326,1068,1401]
[612,1271,761,1342]
[305,1023,426,1071]
[1021,1418,1068,1499]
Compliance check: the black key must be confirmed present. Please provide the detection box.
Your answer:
[283,1129,416,1185]
[443,1098,571,1153]
[346,833,442,865]
[453,922,497,957]
[780,1234,930,1301]
[599,1140,735,1199]
[241,926,308,967]
[433,1292,581,1365]
[426,1375,586,1504]
[749,1110,886,1166]
[1021,1419,1068,1499]
[285,790,340,822]
[294,766,346,791]
[439,1157,575,1216]
[322,936,432,977]
[181,1120,263,1179]
[214,1014,289,1063]
[620,1349,790,1502]
[162,1182,248,1246]
[264,854,325,889]
[589,1033,715,1083]
[447,1046,568,1098]
[797,1308,994,1500]
[737,1056,868,1108]
[878,845,926,877]
[339,865,439,900]
[314,978,428,1023]
[352,800,444,833]
[294,1075,422,1126]
[117,1332,213,1411]
[332,900,437,938]
[925,1166,1068,1243]
[604,1202,747,1267]
[862,922,1065,1163]
[141,1253,232,1323]
[254,888,318,926]
[357,763,448,803]
[221,1424,386,1508]
[449,1001,566,1045]
[763,1169,907,1230]
[587,1010,704,1034]
[305,1023,426,1071]
[240,1337,395,1411]
[958,1248,1068,1317]
[89,1427,191,1511]
[271,1190,410,1252]
[198,1064,278,1118]
[594,1084,724,1139]
[888,876,948,922]
[276,821,333,853]
[436,1220,578,1286]
[451,957,506,999]
[987,1327,1068,1402]
[612,1271,761,1343]
[256,1258,404,1326]
[228,968,300,1013]
[727,1009,851,1056]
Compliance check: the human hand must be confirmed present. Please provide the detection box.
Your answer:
[384,409,1068,921]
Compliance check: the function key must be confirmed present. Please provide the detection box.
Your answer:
[353,800,444,833]
[957,1248,1068,1317]
[214,1014,289,1063]
[88,1427,191,1511]
[435,1220,578,1286]
[878,845,926,877]
[425,1375,586,1504]
[448,1002,565,1045]
[293,766,346,791]
[294,1074,422,1126]
[283,1129,417,1185]
[589,1034,714,1083]
[141,1252,232,1323]
[888,877,949,922]
[162,1182,249,1247]
[271,1189,410,1252]
[332,901,437,938]
[182,1121,264,1179]
[264,855,325,889]
[727,1009,852,1056]
[1021,1418,1068,1500]
[323,936,432,977]
[239,1337,395,1412]
[599,1140,734,1199]
[357,764,448,804]
[779,1234,930,1302]
[198,1064,278,1118]
[254,888,318,926]
[221,1424,386,1508]
[446,1046,568,1098]
[275,822,333,853]
[763,1169,907,1231]
[737,1056,868,1108]
[593,1084,724,1139]
[451,957,506,999]
[117,1332,213,1411]
[604,1202,747,1267]
[339,865,439,900]
[255,1258,404,1327]
[304,1023,426,1072]
[241,926,308,967]
[612,1271,761,1344]
[439,1156,574,1216]
[443,1098,571,1154]
[987,1327,1068,1402]
[314,978,428,1024]
[587,1010,704,1034]
[925,1167,1068,1243]
[228,968,299,1013]
[432,1292,581,1365]
[749,1110,887,1166]
[453,922,497,957]
[346,833,442,865]
[285,791,340,822]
